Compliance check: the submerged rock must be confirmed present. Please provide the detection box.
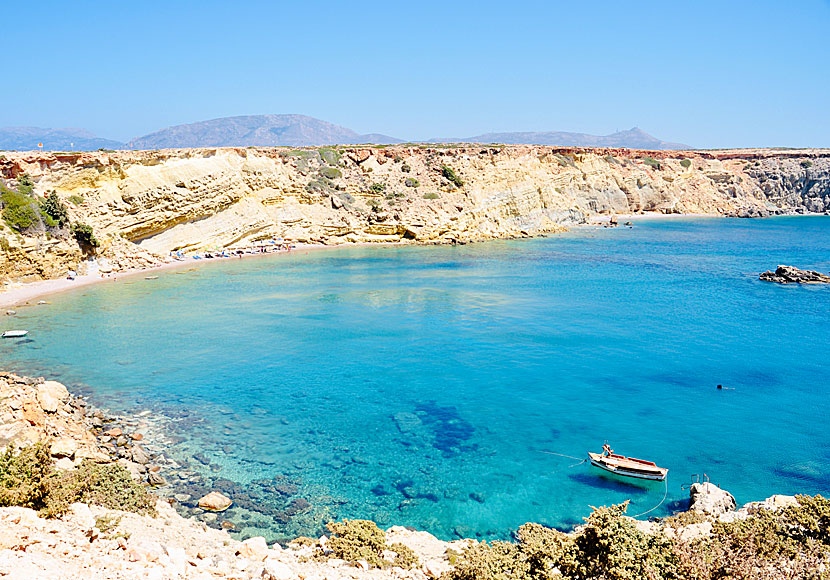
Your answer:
[759,265,830,284]
[199,491,233,512]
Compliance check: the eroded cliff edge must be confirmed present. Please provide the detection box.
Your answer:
[1,145,828,283]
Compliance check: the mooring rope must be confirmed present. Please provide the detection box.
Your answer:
[540,450,584,462]
[632,475,669,518]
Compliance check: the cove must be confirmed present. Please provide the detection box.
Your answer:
[1,216,829,543]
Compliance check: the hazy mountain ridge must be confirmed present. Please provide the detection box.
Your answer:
[0,127,124,152]
[429,127,690,150]
[127,115,403,149]
[2,115,688,151]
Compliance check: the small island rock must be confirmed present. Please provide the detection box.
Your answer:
[198,491,232,511]
[760,265,830,284]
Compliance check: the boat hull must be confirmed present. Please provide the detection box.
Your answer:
[588,452,668,481]
[2,330,28,338]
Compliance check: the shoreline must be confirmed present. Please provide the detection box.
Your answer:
[0,241,352,310]
[2,211,826,310]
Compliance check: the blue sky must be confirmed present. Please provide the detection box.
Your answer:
[3,0,829,148]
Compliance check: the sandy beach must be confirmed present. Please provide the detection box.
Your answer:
[0,242,337,310]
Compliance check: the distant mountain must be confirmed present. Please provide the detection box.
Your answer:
[429,127,691,150]
[0,127,124,151]
[1,117,690,152]
[127,114,403,149]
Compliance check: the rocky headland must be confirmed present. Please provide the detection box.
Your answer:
[1,145,829,287]
[1,371,828,579]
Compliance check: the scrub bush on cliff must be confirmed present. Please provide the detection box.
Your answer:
[40,192,69,228]
[0,443,155,517]
[71,222,100,250]
[1,180,41,232]
[322,519,418,569]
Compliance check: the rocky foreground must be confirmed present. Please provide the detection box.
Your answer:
[2,371,828,579]
[1,145,829,284]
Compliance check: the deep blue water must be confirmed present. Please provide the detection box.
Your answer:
[2,216,829,541]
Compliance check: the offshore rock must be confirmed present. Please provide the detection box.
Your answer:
[689,482,736,515]
[759,265,830,284]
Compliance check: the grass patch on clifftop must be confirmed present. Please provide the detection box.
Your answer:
[0,443,155,517]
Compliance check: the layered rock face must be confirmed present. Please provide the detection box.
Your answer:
[1,146,828,283]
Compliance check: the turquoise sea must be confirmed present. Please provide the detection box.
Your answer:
[2,217,829,542]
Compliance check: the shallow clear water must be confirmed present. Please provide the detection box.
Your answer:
[2,217,829,541]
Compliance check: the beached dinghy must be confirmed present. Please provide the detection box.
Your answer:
[2,330,29,338]
[588,444,668,481]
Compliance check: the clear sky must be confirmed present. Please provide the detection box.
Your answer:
[3,0,829,148]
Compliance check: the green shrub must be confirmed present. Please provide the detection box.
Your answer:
[441,165,464,187]
[423,192,439,200]
[405,178,420,188]
[370,182,386,194]
[516,523,573,579]
[801,160,813,169]
[390,542,418,568]
[680,158,692,169]
[320,148,341,165]
[553,153,575,167]
[642,157,662,170]
[0,236,9,252]
[447,541,529,580]
[401,163,411,173]
[1,185,40,232]
[320,166,342,180]
[0,444,51,509]
[40,192,69,228]
[17,173,33,195]
[325,519,387,568]
[43,461,156,518]
[71,222,100,248]
[569,502,676,580]
[68,194,84,206]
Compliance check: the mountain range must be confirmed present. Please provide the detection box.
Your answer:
[0,114,691,151]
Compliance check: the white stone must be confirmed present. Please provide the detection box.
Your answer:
[262,558,297,580]
[68,503,95,529]
[163,545,187,577]
[73,447,111,464]
[50,438,79,458]
[237,536,269,561]
[423,561,448,578]
[54,457,75,471]
[36,381,69,413]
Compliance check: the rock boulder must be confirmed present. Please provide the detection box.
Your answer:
[689,482,736,515]
[198,491,232,512]
[36,381,70,413]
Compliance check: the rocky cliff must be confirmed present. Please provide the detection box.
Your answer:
[1,145,828,284]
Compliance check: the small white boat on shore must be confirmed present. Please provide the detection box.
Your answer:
[2,330,29,338]
[588,444,668,481]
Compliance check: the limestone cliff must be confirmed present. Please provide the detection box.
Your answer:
[0,145,828,284]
